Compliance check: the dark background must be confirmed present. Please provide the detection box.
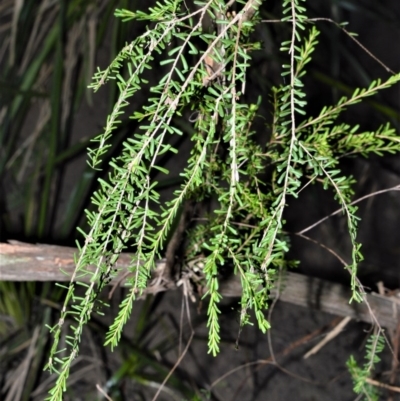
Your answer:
[0,0,399,400]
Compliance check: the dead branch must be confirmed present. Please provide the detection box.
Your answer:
[0,240,399,331]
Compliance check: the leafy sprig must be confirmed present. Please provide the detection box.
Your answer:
[347,332,386,401]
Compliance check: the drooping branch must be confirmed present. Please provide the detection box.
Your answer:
[0,240,399,331]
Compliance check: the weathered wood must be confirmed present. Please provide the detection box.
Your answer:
[1,241,399,331]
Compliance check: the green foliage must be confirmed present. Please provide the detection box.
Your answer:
[0,1,140,400]
[347,332,386,401]
[45,0,400,399]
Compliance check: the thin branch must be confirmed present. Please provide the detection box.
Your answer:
[297,184,400,235]
[303,316,352,359]
[96,385,114,401]
[211,316,343,390]
[294,232,348,267]
[260,17,395,74]
[151,285,194,401]
[305,17,395,74]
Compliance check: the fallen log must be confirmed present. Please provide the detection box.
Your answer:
[0,240,399,331]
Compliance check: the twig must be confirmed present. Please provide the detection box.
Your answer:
[151,285,194,401]
[3,326,40,401]
[305,18,395,74]
[303,316,352,359]
[260,17,396,74]
[297,184,400,235]
[294,232,348,266]
[211,316,343,390]
[96,384,114,401]
[365,378,400,393]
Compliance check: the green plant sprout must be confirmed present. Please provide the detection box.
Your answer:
[347,331,386,401]
[45,1,400,399]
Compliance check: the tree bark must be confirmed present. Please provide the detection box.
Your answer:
[1,240,399,331]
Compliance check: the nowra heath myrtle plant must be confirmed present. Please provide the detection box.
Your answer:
[45,1,400,399]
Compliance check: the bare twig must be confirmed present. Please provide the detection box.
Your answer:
[365,378,400,393]
[96,384,114,401]
[303,316,352,359]
[151,285,194,401]
[3,326,40,401]
[305,17,395,74]
[260,16,396,74]
[297,184,400,235]
[211,316,343,390]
